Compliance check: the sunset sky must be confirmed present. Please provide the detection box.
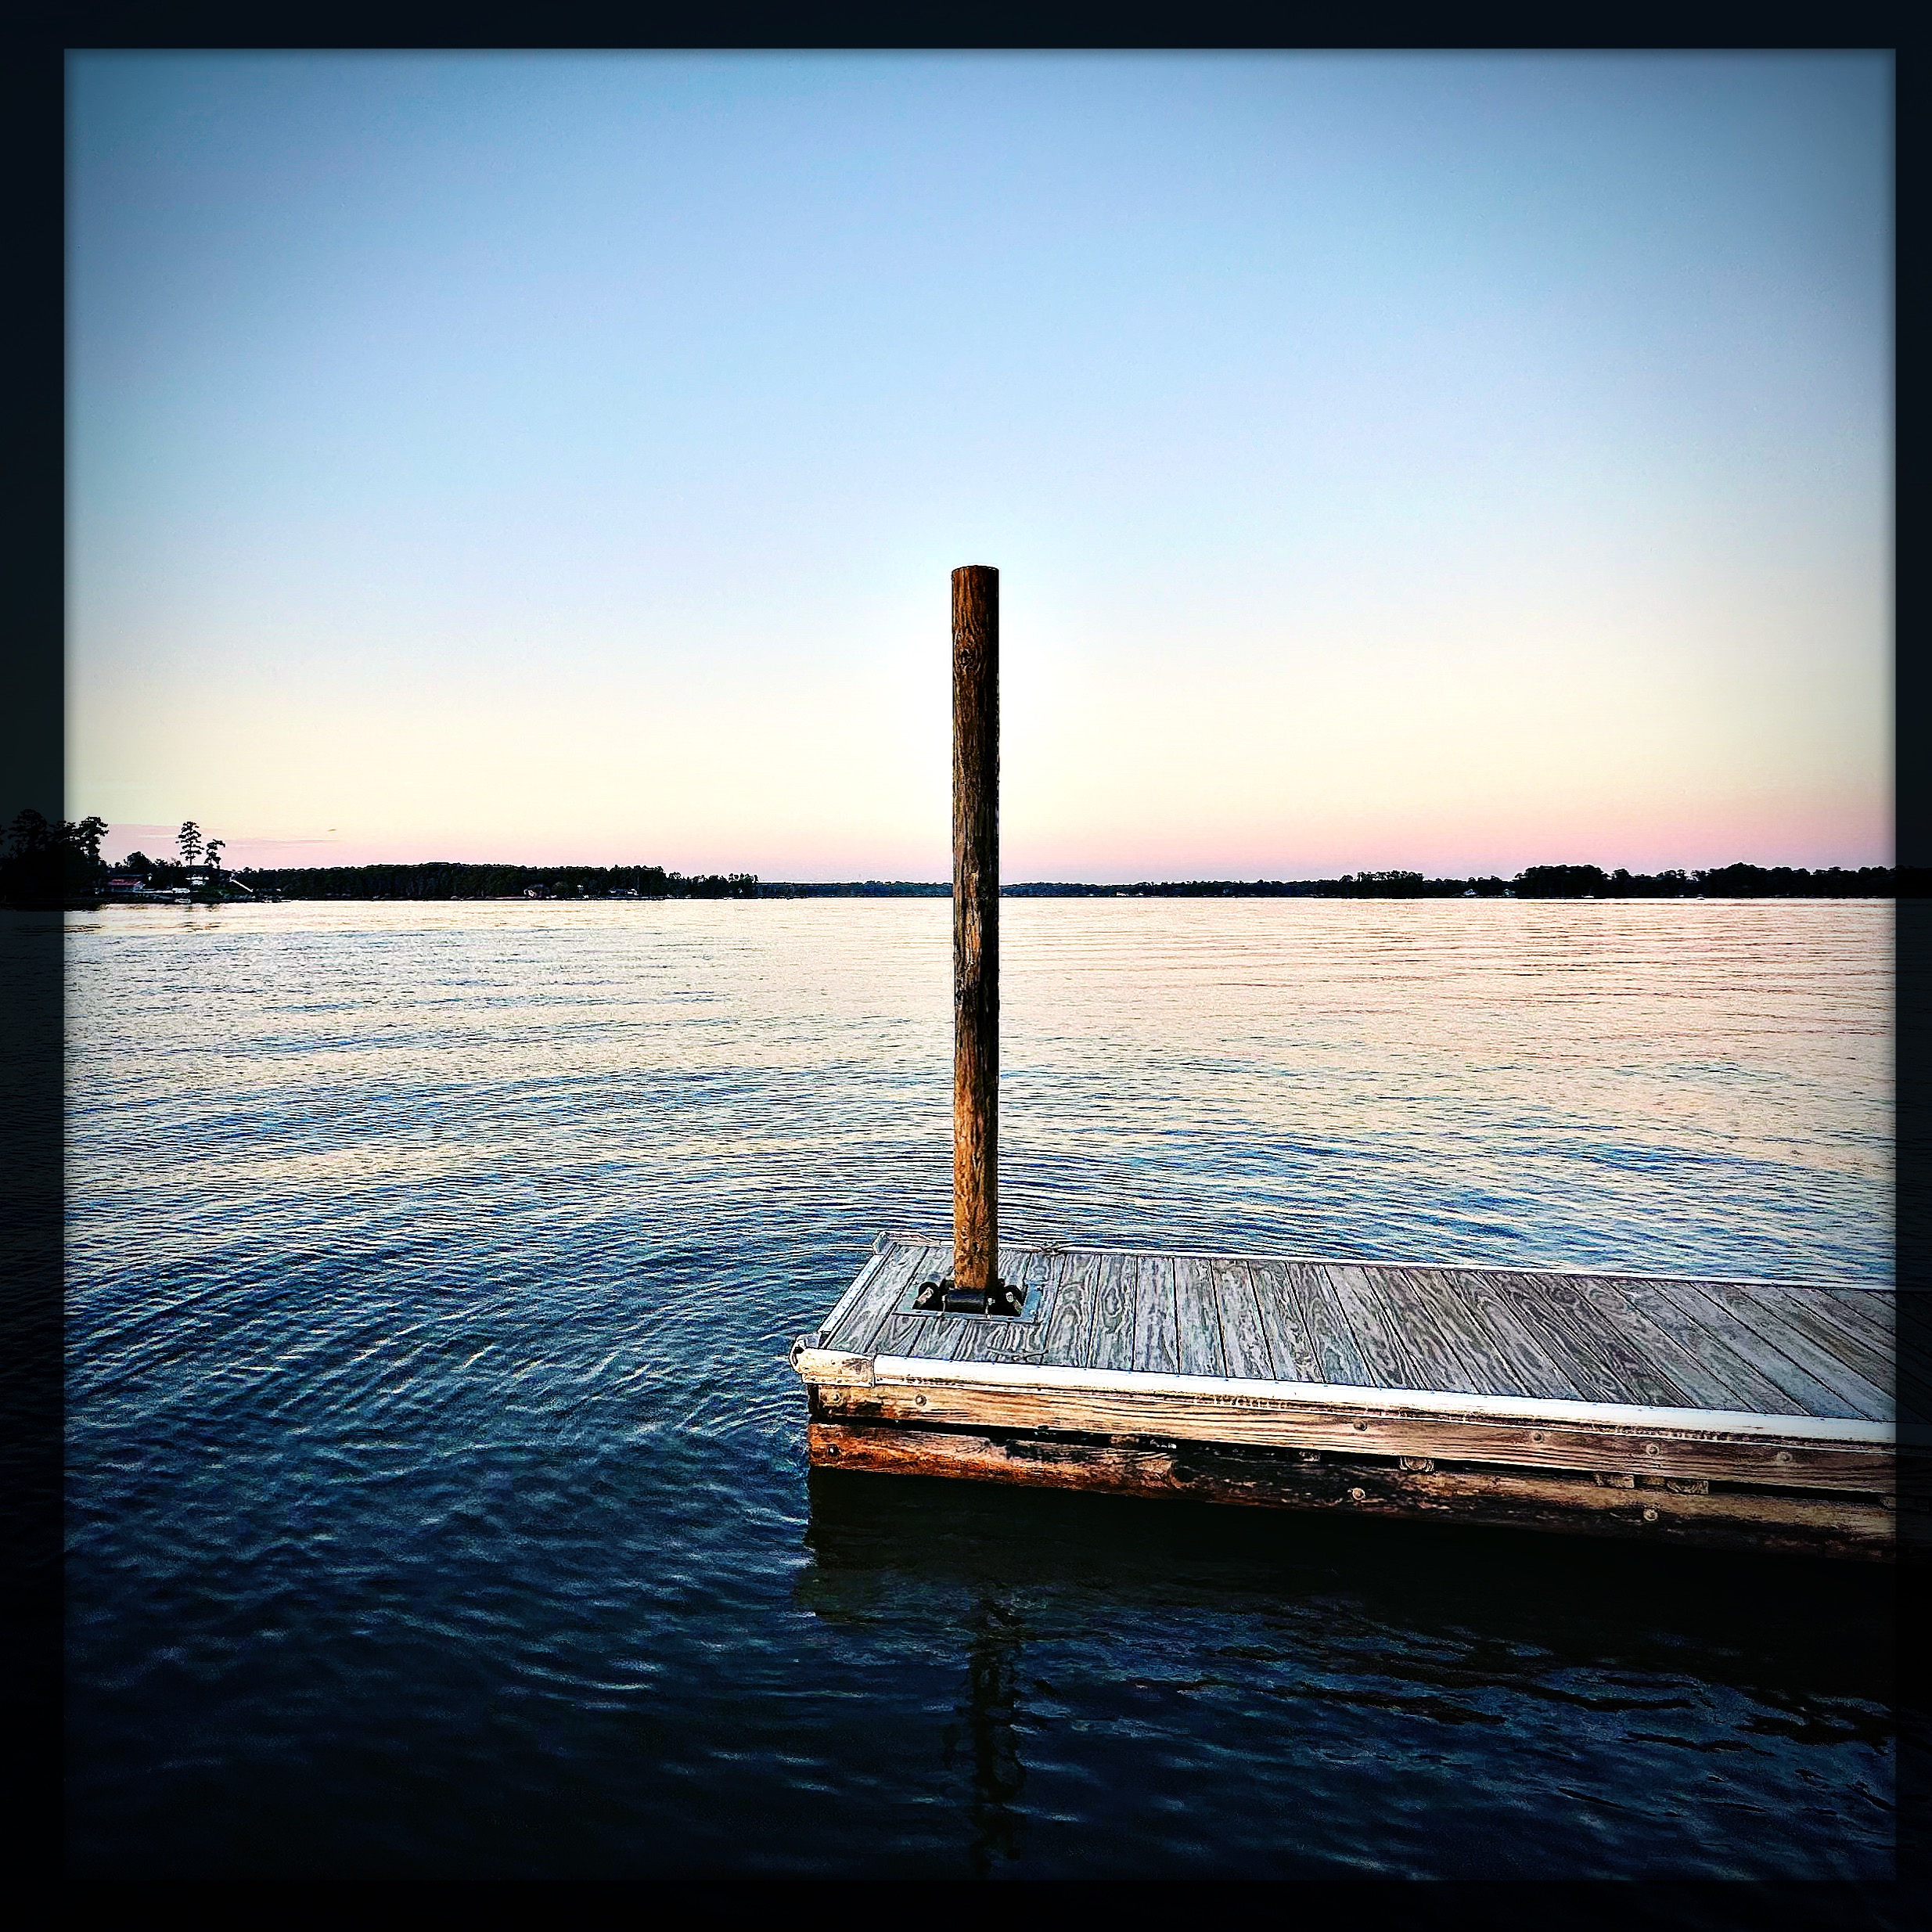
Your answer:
[68,52,1891,880]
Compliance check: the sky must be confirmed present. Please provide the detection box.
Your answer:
[67,52,1892,880]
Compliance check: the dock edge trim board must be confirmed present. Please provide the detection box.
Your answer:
[790,1345,1895,1446]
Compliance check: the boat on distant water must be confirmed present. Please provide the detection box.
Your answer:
[92,867,272,906]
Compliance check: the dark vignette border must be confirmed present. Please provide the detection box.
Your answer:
[14,5,1915,1916]
[2,29,67,1891]
[1893,25,1925,1919]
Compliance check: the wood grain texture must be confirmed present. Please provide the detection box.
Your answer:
[1175,1254,1229,1378]
[1131,1253,1181,1375]
[1249,1261,1322,1383]
[1474,1270,1676,1406]
[1213,1258,1276,1381]
[810,1380,1896,1491]
[897,1310,973,1362]
[1038,1247,1097,1368]
[1563,1273,1783,1415]
[1362,1267,1491,1397]
[1087,1250,1137,1373]
[952,563,999,1297]
[950,1248,1061,1365]
[1427,1273,1588,1401]
[887,1242,1045,1362]
[1722,1282,1894,1402]
[1811,1298,1913,1416]
[1515,1272,1693,1408]
[814,1247,894,1348]
[1596,1275,1805,1416]
[869,1244,952,1358]
[806,1422,1898,1560]
[825,1244,930,1354]
[1283,1261,1369,1385]
[1814,1287,1897,1350]
[1319,1265,1420,1390]
[1649,1278,1869,1420]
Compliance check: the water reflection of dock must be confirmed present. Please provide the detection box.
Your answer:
[792,1236,1904,1562]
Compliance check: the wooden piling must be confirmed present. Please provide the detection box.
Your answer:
[952,565,999,1302]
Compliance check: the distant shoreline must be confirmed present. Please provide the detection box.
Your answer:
[768,869,1914,901]
[58,859,1918,906]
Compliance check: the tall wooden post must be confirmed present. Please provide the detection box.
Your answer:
[952,565,999,1301]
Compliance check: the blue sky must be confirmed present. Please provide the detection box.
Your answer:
[69,52,1891,877]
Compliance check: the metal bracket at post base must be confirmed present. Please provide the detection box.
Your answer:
[908,1276,1031,1319]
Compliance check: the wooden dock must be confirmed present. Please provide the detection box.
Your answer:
[808,569,1909,1561]
[793,1237,1908,1562]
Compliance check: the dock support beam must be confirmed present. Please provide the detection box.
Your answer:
[952,564,999,1301]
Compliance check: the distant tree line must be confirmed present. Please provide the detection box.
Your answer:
[0,812,239,905]
[0,810,110,905]
[784,865,1924,898]
[1340,864,1916,896]
[1280,864,1916,898]
[758,880,951,897]
[236,862,758,900]
[11,808,1920,906]
[10,816,246,905]
[1003,880,1323,897]
[1504,863,1912,898]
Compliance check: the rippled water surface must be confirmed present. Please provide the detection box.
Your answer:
[65,898,1894,1877]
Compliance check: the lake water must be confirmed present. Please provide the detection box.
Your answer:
[63,898,1895,1878]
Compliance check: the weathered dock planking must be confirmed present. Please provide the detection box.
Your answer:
[793,1237,1909,1561]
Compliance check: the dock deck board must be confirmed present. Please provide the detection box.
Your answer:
[808,1236,1894,1426]
[1131,1254,1181,1376]
[1282,1260,1371,1387]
